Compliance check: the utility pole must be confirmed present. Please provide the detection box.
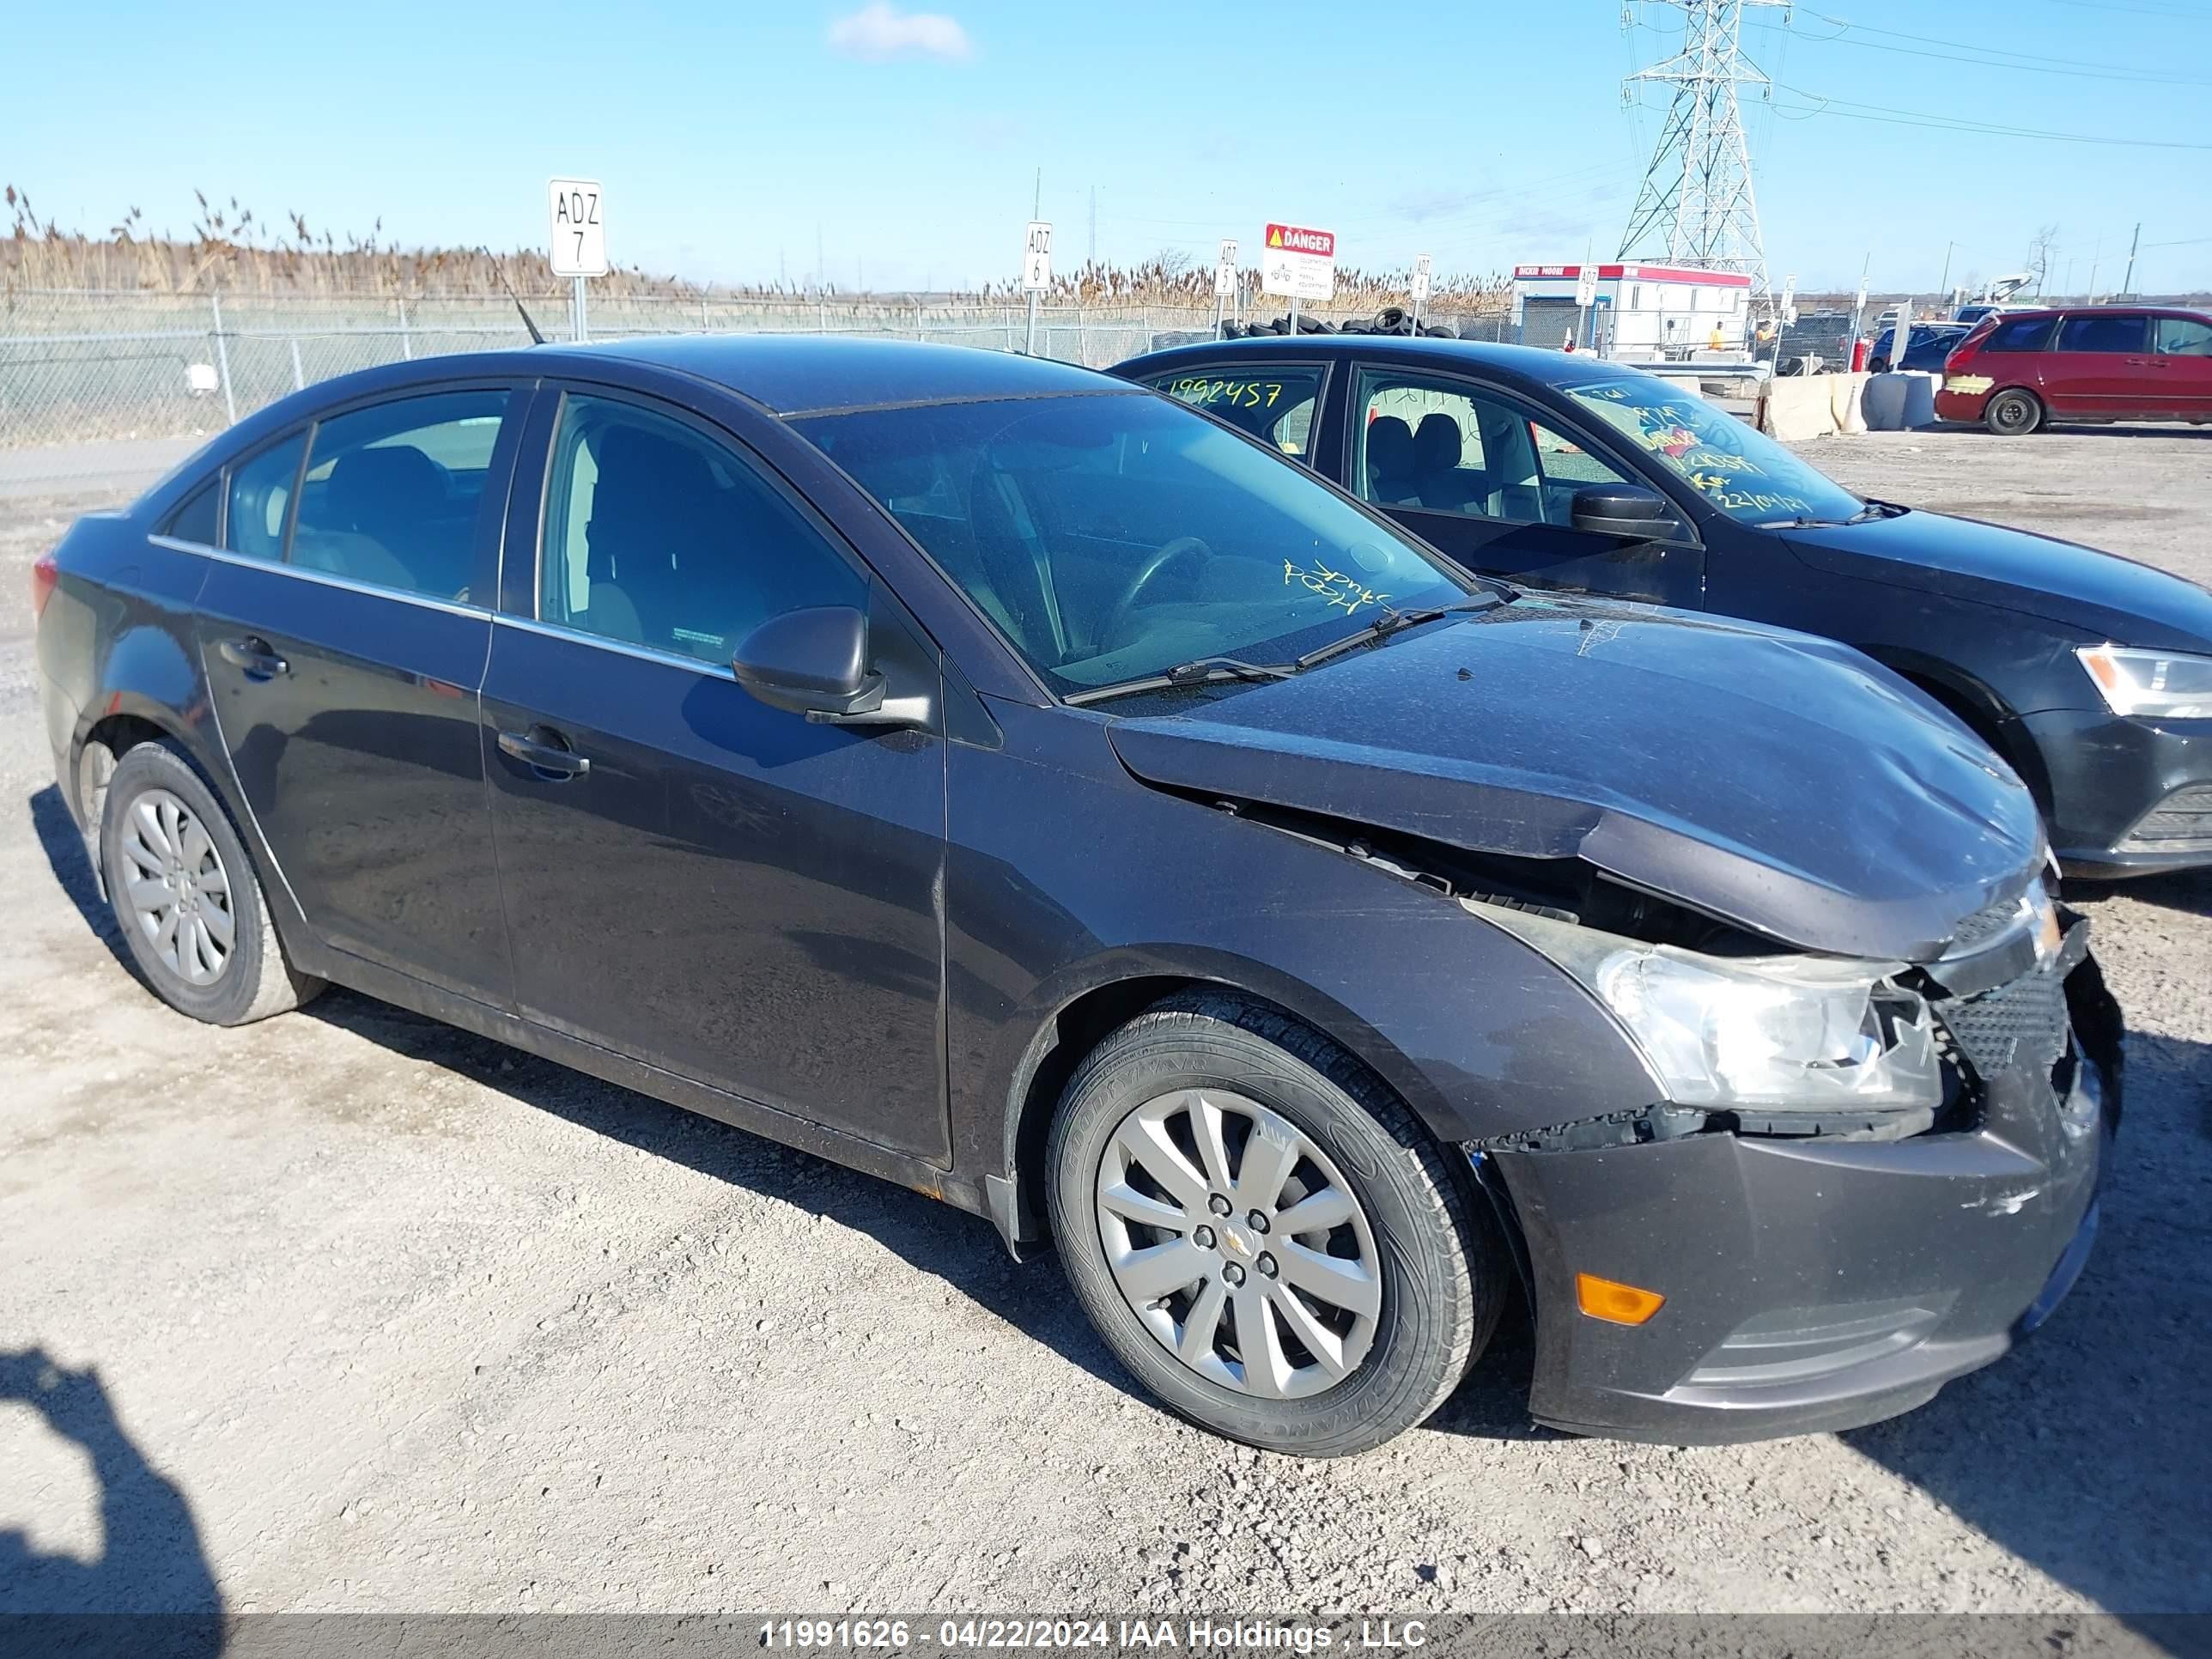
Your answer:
[816,223,825,293]
[1618,0,1787,295]
[1033,167,1042,219]
[1938,241,1954,302]
[2087,234,2102,303]
[2121,222,2141,298]
[1089,186,1097,267]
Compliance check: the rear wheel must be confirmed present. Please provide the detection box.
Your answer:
[99,741,323,1025]
[1046,993,1506,1456]
[1984,388,2044,435]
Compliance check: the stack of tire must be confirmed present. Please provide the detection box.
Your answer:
[1221,307,1463,341]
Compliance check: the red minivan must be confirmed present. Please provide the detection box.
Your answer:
[1936,307,2212,434]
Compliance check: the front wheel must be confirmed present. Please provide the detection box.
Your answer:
[1984,388,2044,435]
[1046,993,1506,1456]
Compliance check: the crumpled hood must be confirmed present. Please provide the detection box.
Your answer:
[1785,510,2212,651]
[1106,600,2043,961]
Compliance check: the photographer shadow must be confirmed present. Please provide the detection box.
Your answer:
[1,1347,223,1656]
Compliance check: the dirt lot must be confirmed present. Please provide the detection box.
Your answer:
[3,425,2209,1620]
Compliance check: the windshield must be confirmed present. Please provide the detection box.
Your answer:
[1563,374,1865,526]
[794,392,1473,696]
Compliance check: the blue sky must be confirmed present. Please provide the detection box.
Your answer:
[12,0,2212,295]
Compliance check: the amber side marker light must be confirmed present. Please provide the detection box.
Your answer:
[1576,1273,1666,1326]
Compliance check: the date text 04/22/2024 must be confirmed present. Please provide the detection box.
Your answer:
[757,1620,1434,1651]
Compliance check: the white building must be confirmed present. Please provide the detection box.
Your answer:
[1510,264,1755,357]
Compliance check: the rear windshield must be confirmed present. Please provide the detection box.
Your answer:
[795,392,1471,696]
[1562,374,1863,527]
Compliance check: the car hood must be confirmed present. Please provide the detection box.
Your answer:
[1105,600,2042,962]
[1784,510,2212,649]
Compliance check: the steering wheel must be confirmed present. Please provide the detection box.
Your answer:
[1098,536,1213,653]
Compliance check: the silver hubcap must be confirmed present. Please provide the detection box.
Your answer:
[118,787,234,987]
[1095,1090,1382,1400]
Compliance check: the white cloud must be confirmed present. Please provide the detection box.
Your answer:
[828,2,971,61]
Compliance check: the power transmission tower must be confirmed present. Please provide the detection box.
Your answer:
[1617,0,1786,292]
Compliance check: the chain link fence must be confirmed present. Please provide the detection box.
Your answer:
[0,289,1521,488]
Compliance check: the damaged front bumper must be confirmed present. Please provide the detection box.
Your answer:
[1479,943,2122,1445]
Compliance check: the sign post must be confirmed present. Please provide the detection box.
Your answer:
[1022,220,1053,356]
[1410,253,1432,335]
[1213,238,1239,340]
[1573,264,1600,352]
[1261,222,1335,337]
[548,178,607,343]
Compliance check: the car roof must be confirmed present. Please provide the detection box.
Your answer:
[1969,305,2210,322]
[561,333,1119,416]
[1119,331,1640,388]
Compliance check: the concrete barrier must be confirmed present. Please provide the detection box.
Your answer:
[1759,372,1859,441]
[1862,370,1939,430]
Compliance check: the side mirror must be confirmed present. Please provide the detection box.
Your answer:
[732,605,885,720]
[1571,483,1676,539]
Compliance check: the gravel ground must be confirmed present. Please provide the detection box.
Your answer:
[2,425,2209,1620]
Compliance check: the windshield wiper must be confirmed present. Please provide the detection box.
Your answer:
[1294,598,1500,672]
[1062,655,1297,708]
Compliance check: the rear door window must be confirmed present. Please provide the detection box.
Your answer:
[224,433,307,562]
[2156,317,2212,357]
[2057,313,2150,355]
[1146,366,1327,459]
[291,390,510,602]
[1984,318,2057,354]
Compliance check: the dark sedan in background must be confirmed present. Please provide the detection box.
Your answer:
[1867,320,1972,375]
[36,337,2118,1455]
[1116,335,2212,876]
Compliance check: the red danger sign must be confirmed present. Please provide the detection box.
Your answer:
[1265,223,1335,258]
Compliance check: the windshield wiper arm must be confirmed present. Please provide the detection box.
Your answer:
[1061,656,1296,708]
[1295,598,1499,672]
[1764,499,1905,530]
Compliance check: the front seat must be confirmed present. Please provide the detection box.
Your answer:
[1364,416,1419,506]
[583,425,724,653]
[315,446,449,592]
[1411,413,1481,512]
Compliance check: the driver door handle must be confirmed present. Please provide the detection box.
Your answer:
[218,635,289,678]
[497,727,591,780]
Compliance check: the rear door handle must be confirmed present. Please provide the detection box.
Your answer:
[497,726,591,780]
[218,635,288,678]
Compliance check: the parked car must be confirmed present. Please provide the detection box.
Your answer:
[1867,320,1973,374]
[1936,307,2212,434]
[1115,334,2212,878]
[37,337,2119,1455]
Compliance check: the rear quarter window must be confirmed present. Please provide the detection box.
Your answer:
[1984,318,2057,354]
[161,477,221,545]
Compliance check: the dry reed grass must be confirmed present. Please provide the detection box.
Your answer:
[5,186,1512,312]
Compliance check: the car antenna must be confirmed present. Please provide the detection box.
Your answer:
[481,246,547,345]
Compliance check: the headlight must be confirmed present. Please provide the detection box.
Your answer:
[2076,644,2212,720]
[1474,905,1942,1112]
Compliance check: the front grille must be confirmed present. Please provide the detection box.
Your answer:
[2118,783,2212,851]
[1935,965,2070,1080]
[1947,892,2025,953]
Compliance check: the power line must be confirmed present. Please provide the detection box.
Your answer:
[1772,83,2212,149]
[1785,9,2212,84]
[1788,4,2212,80]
